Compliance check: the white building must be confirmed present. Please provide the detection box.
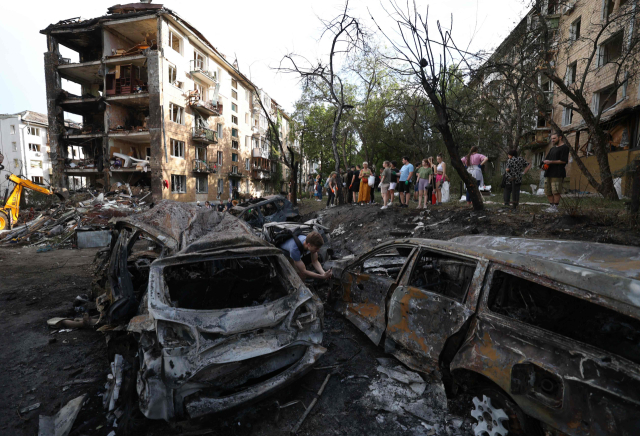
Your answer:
[0,111,51,187]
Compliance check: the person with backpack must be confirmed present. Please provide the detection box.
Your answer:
[277,231,332,280]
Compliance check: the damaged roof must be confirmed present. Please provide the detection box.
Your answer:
[113,200,255,253]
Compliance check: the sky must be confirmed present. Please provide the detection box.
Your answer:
[0,0,530,117]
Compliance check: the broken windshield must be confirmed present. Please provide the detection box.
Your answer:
[164,255,291,310]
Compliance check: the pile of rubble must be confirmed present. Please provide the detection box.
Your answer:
[0,184,151,250]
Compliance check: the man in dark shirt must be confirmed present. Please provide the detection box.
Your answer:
[543,132,570,213]
[350,165,361,204]
[346,165,355,203]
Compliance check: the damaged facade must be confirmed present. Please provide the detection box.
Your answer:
[41,2,306,203]
[331,235,640,435]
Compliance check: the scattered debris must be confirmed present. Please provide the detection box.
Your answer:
[38,394,86,436]
[290,373,331,435]
[20,402,41,414]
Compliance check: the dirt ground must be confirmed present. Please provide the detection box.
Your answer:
[1,195,639,435]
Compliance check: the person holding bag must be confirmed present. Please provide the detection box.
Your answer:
[504,149,531,210]
[357,162,372,205]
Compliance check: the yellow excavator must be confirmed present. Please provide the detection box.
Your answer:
[0,173,63,231]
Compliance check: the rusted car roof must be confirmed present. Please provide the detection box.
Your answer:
[371,236,640,314]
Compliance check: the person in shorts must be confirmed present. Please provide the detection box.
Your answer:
[543,132,570,213]
[380,161,392,209]
[388,161,398,206]
[397,156,415,208]
[416,158,433,209]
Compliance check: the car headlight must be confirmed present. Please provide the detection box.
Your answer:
[156,321,196,348]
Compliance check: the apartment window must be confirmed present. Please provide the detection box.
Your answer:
[596,85,618,113]
[10,125,15,134]
[27,126,40,136]
[31,176,44,185]
[29,143,41,152]
[30,160,42,169]
[217,150,223,166]
[232,165,239,174]
[232,128,238,138]
[566,62,577,85]
[541,77,553,104]
[195,147,207,161]
[232,140,239,149]
[598,32,624,66]
[169,31,182,54]
[171,174,186,193]
[604,0,615,19]
[231,89,238,100]
[12,142,17,152]
[232,153,239,162]
[216,123,223,139]
[13,159,19,168]
[231,79,237,89]
[231,115,238,125]
[196,175,208,193]
[194,82,206,100]
[570,18,581,41]
[170,139,185,158]
[169,103,184,124]
[533,152,544,168]
[245,158,250,171]
[194,50,206,70]
[562,107,573,126]
[232,103,238,112]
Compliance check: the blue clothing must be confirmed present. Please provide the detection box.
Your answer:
[279,235,307,262]
[399,164,414,182]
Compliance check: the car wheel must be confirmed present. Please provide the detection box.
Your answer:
[469,387,538,436]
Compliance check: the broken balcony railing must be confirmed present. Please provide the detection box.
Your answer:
[192,160,217,173]
[188,91,222,117]
[192,127,217,143]
[190,60,217,85]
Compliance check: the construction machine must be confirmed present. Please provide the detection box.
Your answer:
[1,173,63,231]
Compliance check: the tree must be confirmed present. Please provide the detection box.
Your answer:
[280,2,367,204]
[373,2,486,209]
[531,0,640,199]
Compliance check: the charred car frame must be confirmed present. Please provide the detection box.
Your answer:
[230,195,300,227]
[96,201,325,420]
[330,236,640,435]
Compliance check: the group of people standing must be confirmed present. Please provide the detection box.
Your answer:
[303,130,569,213]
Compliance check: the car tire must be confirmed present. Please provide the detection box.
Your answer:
[469,386,540,436]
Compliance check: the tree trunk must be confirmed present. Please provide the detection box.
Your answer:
[590,128,618,199]
[331,106,345,204]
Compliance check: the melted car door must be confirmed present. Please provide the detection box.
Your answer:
[337,244,417,345]
[385,249,485,373]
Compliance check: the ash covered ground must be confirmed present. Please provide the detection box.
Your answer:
[1,199,639,436]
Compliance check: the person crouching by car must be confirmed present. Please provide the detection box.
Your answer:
[278,231,332,281]
[504,149,531,210]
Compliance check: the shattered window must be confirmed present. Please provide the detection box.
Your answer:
[488,270,640,365]
[409,251,477,302]
[361,246,414,280]
[164,256,290,310]
[261,202,277,217]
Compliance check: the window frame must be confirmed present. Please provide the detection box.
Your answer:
[27,126,40,136]
[10,125,15,135]
[195,174,208,193]
[169,30,182,55]
[170,139,185,159]
[217,150,223,166]
[231,89,238,100]
[232,128,238,138]
[231,115,238,125]
[562,107,573,126]
[348,243,418,277]
[231,102,238,113]
[169,103,185,124]
[170,174,186,193]
[31,176,44,185]
[570,17,581,41]
[232,153,239,162]
[245,158,250,171]
[231,140,239,150]
[29,143,41,152]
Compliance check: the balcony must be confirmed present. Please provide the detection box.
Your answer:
[192,126,218,144]
[252,169,271,180]
[188,90,222,117]
[228,170,244,179]
[190,60,217,85]
[192,160,217,173]
[252,147,270,159]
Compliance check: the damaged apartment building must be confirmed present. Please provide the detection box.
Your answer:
[41,1,299,203]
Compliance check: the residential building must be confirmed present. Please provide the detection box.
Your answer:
[41,1,282,203]
[483,0,640,195]
[0,111,51,187]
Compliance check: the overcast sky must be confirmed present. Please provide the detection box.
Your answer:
[0,0,530,117]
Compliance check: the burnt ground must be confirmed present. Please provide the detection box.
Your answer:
[1,197,639,436]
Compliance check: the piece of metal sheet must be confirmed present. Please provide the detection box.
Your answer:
[76,230,111,248]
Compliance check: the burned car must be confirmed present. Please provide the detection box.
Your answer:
[230,195,300,227]
[331,236,640,435]
[97,201,325,420]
